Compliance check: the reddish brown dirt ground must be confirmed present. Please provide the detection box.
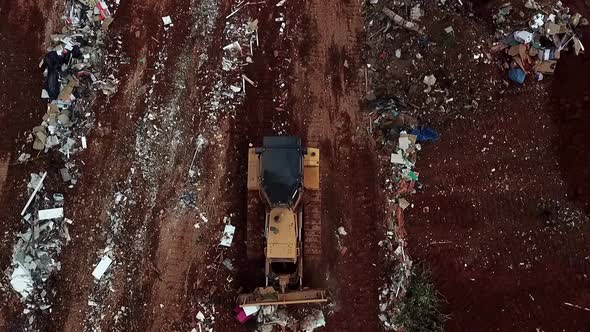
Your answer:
[0,0,64,329]
[1,0,590,331]
[290,1,385,331]
[406,0,590,330]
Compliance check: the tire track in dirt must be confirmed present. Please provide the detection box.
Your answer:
[551,0,590,212]
[0,154,9,201]
[291,1,384,330]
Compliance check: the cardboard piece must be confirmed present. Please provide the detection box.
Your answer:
[398,198,411,210]
[491,42,509,52]
[545,22,568,35]
[101,16,114,30]
[58,78,79,102]
[513,56,526,71]
[534,60,557,74]
[508,45,531,62]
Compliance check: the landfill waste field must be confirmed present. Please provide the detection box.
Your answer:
[0,0,589,331]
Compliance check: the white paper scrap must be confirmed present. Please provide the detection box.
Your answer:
[162,16,172,25]
[390,152,405,164]
[220,224,236,247]
[92,255,113,280]
[10,264,34,298]
[243,305,259,316]
[38,208,64,220]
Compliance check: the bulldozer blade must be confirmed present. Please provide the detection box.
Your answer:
[238,288,328,307]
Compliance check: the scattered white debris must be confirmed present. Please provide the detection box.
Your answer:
[21,172,48,216]
[243,305,259,316]
[410,5,423,21]
[390,152,406,164]
[514,30,533,44]
[220,224,236,247]
[242,74,257,87]
[337,226,348,236]
[196,311,205,321]
[300,309,326,331]
[92,255,113,280]
[223,41,242,53]
[10,264,34,298]
[18,153,31,162]
[38,208,64,220]
[162,16,172,26]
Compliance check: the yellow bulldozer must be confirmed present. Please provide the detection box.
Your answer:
[237,136,327,307]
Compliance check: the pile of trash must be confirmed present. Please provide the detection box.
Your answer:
[369,97,416,142]
[376,132,421,330]
[9,173,71,327]
[8,0,120,329]
[243,305,325,332]
[493,0,586,83]
[34,0,119,155]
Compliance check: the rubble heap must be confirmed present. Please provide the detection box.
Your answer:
[9,173,72,327]
[368,98,439,330]
[378,131,422,330]
[34,0,119,155]
[8,0,120,329]
[493,0,586,83]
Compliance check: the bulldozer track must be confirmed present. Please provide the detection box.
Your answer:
[246,190,265,263]
[303,189,322,284]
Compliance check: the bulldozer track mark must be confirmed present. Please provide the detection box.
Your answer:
[0,154,9,200]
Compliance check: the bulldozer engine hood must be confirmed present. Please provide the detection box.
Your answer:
[266,207,298,260]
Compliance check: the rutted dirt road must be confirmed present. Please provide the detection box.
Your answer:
[290,1,385,330]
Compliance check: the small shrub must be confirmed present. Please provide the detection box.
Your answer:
[394,266,448,332]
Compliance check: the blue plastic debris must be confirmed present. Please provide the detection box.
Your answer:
[508,68,526,84]
[410,127,439,142]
